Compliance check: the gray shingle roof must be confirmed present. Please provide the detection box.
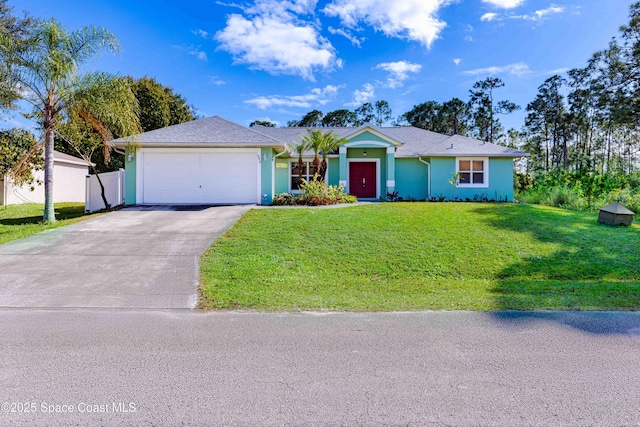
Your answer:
[417,134,528,157]
[599,202,636,215]
[110,116,284,148]
[110,116,528,158]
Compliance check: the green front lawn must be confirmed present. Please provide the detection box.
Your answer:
[0,203,97,245]
[199,203,640,311]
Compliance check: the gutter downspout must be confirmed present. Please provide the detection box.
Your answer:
[272,149,288,199]
[418,156,431,200]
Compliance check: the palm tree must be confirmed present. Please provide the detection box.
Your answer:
[301,129,324,179]
[299,130,347,182]
[290,140,310,189]
[0,19,140,222]
[319,132,346,181]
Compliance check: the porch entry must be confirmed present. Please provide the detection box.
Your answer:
[349,162,377,198]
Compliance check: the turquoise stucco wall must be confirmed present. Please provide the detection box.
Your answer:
[430,157,515,201]
[395,158,429,200]
[260,148,273,205]
[328,158,339,186]
[347,131,390,144]
[124,148,136,205]
[275,158,289,194]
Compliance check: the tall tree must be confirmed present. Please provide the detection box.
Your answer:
[440,98,470,136]
[374,100,392,126]
[0,20,140,222]
[402,101,442,132]
[469,77,519,144]
[355,102,374,125]
[0,0,35,109]
[322,109,356,127]
[525,75,567,170]
[128,76,194,132]
[298,110,324,127]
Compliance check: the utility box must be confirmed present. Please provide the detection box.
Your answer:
[598,202,636,226]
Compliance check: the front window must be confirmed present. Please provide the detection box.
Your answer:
[290,160,319,191]
[457,158,488,187]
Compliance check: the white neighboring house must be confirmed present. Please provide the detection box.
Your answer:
[1,150,90,206]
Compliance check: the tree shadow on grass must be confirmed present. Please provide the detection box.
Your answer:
[0,205,85,225]
[472,204,640,334]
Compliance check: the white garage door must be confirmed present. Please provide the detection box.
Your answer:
[140,149,259,204]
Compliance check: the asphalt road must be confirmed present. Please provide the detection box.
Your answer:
[1,310,639,426]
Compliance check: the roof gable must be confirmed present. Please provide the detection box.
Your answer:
[339,124,404,147]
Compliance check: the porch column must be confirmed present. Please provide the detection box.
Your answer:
[339,146,347,187]
[386,146,395,193]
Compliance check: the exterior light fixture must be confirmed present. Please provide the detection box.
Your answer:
[127,152,134,162]
[363,150,367,157]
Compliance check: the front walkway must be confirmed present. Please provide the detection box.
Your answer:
[0,205,251,309]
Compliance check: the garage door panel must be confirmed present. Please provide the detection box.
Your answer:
[200,153,257,204]
[141,150,258,204]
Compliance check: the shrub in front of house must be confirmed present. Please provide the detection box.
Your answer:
[272,177,357,206]
[272,193,297,205]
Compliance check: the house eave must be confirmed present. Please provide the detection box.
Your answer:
[110,142,285,150]
[425,152,530,158]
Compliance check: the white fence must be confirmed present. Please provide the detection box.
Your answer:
[85,169,125,213]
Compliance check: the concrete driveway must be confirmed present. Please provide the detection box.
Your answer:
[0,205,251,309]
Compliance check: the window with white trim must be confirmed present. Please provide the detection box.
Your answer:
[456,158,488,187]
[290,160,319,192]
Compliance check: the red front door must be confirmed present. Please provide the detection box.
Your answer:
[349,162,377,198]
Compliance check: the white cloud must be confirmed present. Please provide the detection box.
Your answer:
[481,12,499,22]
[328,26,365,47]
[323,0,450,48]
[215,0,337,80]
[189,48,208,61]
[453,58,461,66]
[545,67,569,75]
[374,60,421,88]
[511,5,565,21]
[245,85,342,110]
[210,75,227,85]
[481,0,524,8]
[345,83,375,107]
[462,61,532,76]
[192,29,209,38]
[464,35,473,42]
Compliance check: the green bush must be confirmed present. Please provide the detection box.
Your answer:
[272,193,296,206]
[297,176,357,205]
[516,170,640,213]
[271,176,357,206]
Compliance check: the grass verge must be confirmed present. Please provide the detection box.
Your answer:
[199,203,640,311]
[0,203,99,245]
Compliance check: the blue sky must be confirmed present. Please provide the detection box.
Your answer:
[3,0,634,132]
